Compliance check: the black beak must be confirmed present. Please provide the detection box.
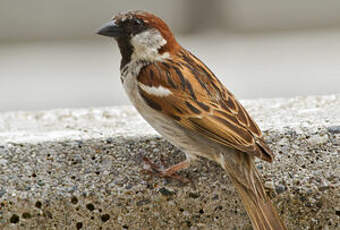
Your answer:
[96,20,122,38]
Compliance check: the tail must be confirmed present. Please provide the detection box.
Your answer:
[222,153,287,230]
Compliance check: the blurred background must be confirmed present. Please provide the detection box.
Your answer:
[1,0,339,112]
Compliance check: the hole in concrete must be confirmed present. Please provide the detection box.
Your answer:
[212,194,219,200]
[179,208,184,212]
[86,203,95,211]
[336,210,340,216]
[106,138,113,144]
[199,209,204,214]
[32,173,37,178]
[71,196,78,204]
[44,210,53,219]
[101,214,110,222]
[76,222,83,229]
[10,214,20,224]
[35,201,42,209]
[122,224,129,229]
[188,192,200,199]
[22,212,32,219]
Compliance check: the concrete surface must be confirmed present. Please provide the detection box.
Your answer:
[0,95,339,229]
[1,29,340,112]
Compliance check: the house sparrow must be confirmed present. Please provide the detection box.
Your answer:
[97,10,287,230]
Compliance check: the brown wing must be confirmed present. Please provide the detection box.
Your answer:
[137,50,274,162]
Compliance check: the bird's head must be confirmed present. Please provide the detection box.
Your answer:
[97,10,180,68]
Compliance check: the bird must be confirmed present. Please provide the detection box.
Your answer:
[97,10,287,230]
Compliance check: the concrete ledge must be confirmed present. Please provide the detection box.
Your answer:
[0,95,339,230]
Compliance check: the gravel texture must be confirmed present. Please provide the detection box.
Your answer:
[0,95,339,230]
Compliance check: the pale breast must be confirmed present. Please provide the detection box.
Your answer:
[121,62,219,160]
[122,63,175,135]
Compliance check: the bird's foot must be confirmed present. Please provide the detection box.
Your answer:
[141,156,191,184]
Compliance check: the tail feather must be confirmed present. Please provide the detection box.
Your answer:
[233,178,286,230]
[222,153,287,230]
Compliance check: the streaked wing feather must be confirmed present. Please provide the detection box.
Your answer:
[137,50,274,162]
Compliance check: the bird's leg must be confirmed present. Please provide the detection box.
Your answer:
[160,159,191,176]
[142,156,191,183]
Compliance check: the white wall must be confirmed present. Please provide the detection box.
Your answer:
[221,0,340,31]
[0,0,189,41]
[1,0,340,41]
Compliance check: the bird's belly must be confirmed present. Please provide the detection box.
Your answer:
[123,74,185,143]
[122,73,216,159]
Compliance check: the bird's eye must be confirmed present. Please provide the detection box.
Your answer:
[134,19,142,25]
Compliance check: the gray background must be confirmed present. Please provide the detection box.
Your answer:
[1,0,340,112]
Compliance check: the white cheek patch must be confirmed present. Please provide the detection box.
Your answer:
[131,29,169,62]
[138,83,172,97]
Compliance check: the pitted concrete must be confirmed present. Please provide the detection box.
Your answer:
[0,95,339,229]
